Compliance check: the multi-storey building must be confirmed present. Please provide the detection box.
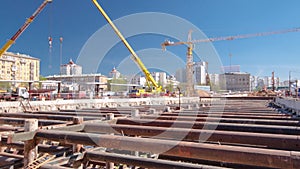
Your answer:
[151,72,167,87]
[0,52,40,81]
[194,61,207,85]
[109,67,121,79]
[175,68,186,83]
[220,72,250,92]
[46,74,108,92]
[60,59,82,76]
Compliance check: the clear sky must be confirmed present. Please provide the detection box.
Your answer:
[1,0,300,81]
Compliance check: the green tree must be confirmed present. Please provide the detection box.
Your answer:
[107,78,128,92]
[38,75,47,88]
[0,82,11,91]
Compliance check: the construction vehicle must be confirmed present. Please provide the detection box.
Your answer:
[0,0,52,57]
[0,87,29,101]
[92,0,163,98]
[162,27,300,96]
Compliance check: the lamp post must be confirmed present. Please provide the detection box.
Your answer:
[289,71,291,96]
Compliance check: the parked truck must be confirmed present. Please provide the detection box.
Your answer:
[0,87,29,101]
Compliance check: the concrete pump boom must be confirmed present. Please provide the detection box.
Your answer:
[92,0,161,91]
[0,0,52,57]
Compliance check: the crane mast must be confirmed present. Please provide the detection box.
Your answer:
[162,27,300,95]
[0,0,52,57]
[92,0,161,91]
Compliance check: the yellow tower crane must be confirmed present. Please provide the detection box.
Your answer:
[0,0,52,57]
[162,27,300,96]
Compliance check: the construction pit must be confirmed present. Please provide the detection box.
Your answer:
[0,97,300,169]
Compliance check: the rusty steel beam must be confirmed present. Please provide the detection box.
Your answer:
[173,110,292,116]
[83,123,300,151]
[0,139,70,154]
[0,125,22,132]
[43,152,83,166]
[30,111,123,118]
[8,124,84,143]
[40,165,73,169]
[0,117,66,126]
[117,118,300,135]
[0,153,24,168]
[0,138,71,154]
[141,115,300,126]
[199,96,274,100]
[85,151,226,169]
[0,152,23,159]
[160,112,294,120]
[0,113,101,121]
[35,130,300,168]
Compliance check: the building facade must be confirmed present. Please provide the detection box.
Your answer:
[0,52,40,81]
[60,59,82,76]
[221,72,250,92]
[130,75,146,86]
[109,67,121,79]
[151,72,167,87]
[194,61,207,85]
[46,74,108,92]
[175,68,186,83]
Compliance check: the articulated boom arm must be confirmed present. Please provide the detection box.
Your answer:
[92,0,160,90]
[0,0,52,57]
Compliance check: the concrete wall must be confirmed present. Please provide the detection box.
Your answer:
[275,97,300,115]
[0,97,200,113]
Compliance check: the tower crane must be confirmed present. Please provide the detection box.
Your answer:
[162,27,300,96]
[92,0,162,97]
[0,0,52,57]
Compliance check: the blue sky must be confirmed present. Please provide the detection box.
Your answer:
[1,0,300,81]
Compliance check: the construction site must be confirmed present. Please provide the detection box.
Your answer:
[1,0,300,168]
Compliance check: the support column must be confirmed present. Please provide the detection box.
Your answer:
[72,117,83,153]
[106,113,114,169]
[24,119,38,167]
[131,109,140,118]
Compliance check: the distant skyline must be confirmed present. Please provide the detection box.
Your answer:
[1,0,300,81]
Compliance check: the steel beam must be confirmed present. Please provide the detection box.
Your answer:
[85,151,226,169]
[83,123,300,151]
[0,117,66,126]
[35,130,300,168]
[8,124,84,143]
[0,113,101,121]
[141,115,300,126]
[117,118,300,135]
[160,112,294,120]
[31,111,123,118]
